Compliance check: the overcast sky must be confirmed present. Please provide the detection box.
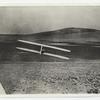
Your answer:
[0,6,100,34]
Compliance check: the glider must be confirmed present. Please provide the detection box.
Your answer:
[16,40,71,60]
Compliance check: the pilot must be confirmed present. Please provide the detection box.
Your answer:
[40,46,45,54]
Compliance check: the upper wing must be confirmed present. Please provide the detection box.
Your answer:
[18,40,71,52]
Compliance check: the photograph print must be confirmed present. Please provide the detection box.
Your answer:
[0,6,100,94]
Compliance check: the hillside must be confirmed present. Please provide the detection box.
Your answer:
[1,28,100,94]
[0,27,100,45]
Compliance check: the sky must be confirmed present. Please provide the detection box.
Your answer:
[0,6,100,34]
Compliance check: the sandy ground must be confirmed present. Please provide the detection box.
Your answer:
[0,60,100,94]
